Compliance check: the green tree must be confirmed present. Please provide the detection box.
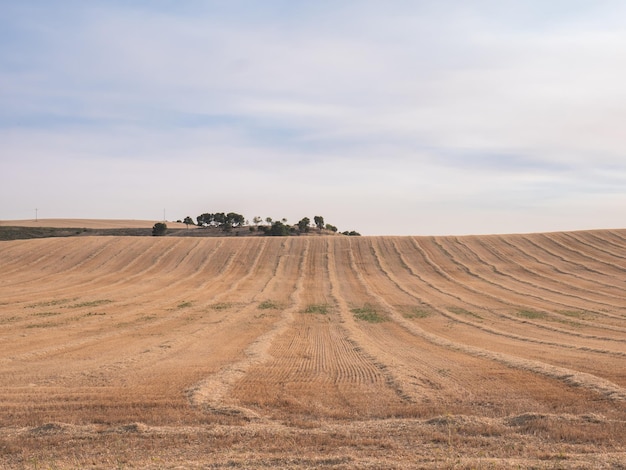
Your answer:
[314,215,324,231]
[197,213,213,226]
[226,212,245,227]
[267,221,290,236]
[297,217,310,233]
[152,222,167,236]
[183,216,194,227]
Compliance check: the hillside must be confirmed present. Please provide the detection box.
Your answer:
[1,231,625,468]
[0,219,185,229]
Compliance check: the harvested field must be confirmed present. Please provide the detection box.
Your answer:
[1,229,626,468]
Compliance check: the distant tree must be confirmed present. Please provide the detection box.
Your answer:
[213,212,227,227]
[197,213,212,226]
[314,216,324,231]
[342,230,361,236]
[152,222,167,236]
[183,216,194,227]
[196,211,244,231]
[325,223,338,232]
[253,216,262,226]
[297,217,310,233]
[226,212,245,227]
[265,217,273,226]
[267,221,291,236]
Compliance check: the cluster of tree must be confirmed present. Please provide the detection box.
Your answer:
[195,212,245,231]
[176,212,360,237]
[252,215,354,237]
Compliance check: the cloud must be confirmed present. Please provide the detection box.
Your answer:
[1,1,626,234]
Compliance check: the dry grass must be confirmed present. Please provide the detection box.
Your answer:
[1,228,626,468]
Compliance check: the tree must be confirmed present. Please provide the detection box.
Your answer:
[267,220,290,236]
[152,222,167,236]
[253,216,262,226]
[226,212,245,227]
[314,215,324,231]
[297,217,310,233]
[265,217,273,226]
[325,223,338,232]
[196,211,245,231]
[197,213,213,226]
[183,216,194,228]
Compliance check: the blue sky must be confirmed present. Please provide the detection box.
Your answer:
[2,1,626,235]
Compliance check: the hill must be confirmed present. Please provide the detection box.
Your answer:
[0,218,185,229]
[1,230,625,468]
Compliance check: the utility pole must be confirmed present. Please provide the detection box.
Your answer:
[35,208,38,222]
[163,209,166,222]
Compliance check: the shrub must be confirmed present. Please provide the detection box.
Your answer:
[152,222,167,236]
[267,221,291,236]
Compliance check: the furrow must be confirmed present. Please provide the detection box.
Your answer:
[351,240,626,402]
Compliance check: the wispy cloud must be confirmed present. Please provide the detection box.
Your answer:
[1,1,625,234]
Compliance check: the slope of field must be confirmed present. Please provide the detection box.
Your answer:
[1,230,625,468]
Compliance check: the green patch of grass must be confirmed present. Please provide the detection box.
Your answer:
[258,300,280,310]
[177,301,193,309]
[0,316,19,324]
[558,310,593,319]
[517,309,547,320]
[33,311,62,317]
[67,299,113,308]
[448,307,482,319]
[26,321,63,329]
[303,304,330,315]
[402,306,432,319]
[352,305,386,323]
[25,298,75,309]
[209,302,232,310]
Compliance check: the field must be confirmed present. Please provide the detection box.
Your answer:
[1,226,626,468]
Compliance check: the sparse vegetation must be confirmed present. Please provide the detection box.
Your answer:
[258,300,280,310]
[517,309,547,320]
[448,306,482,319]
[67,299,112,308]
[351,305,386,323]
[402,306,432,319]
[303,304,330,314]
[209,302,233,310]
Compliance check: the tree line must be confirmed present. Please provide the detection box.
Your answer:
[156,212,361,237]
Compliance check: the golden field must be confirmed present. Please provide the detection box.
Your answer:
[1,226,626,468]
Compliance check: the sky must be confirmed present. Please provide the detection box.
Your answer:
[1,1,626,235]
